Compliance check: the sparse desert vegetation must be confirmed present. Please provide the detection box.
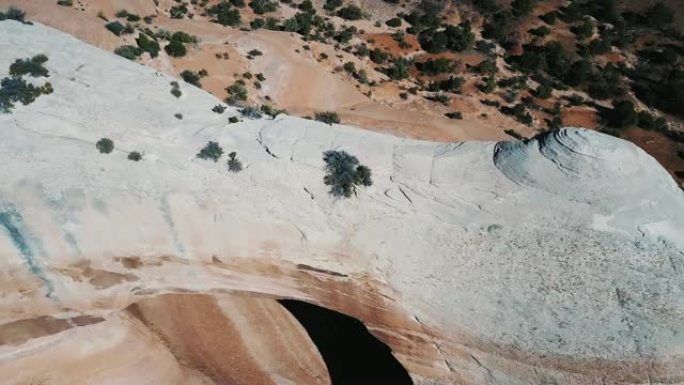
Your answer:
[323,150,373,198]
[7,0,683,183]
[197,141,224,162]
[96,138,114,154]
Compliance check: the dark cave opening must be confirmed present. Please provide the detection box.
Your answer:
[278,299,414,385]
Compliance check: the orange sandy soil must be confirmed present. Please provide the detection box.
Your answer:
[0,0,529,142]
[622,128,684,184]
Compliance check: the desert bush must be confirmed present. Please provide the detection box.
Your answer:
[105,21,125,36]
[212,104,227,113]
[169,4,188,18]
[57,0,74,6]
[165,39,187,57]
[180,70,202,87]
[385,57,411,80]
[251,18,265,29]
[479,77,496,93]
[226,82,248,103]
[337,4,363,20]
[136,33,160,57]
[0,6,30,24]
[174,113,183,119]
[386,17,401,27]
[445,111,463,119]
[475,58,497,75]
[250,0,278,14]
[170,81,182,98]
[227,152,243,172]
[260,104,285,118]
[96,138,114,154]
[369,48,388,64]
[529,25,550,37]
[197,141,224,161]
[315,111,340,124]
[322,150,373,198]
[323,0,342,11]
[228,116,240,123]
[604,100,637,128]
[207,1,241,26]
[9,55,49,77]
[239,106,262,119]
[128,151,143,161]
[0,76,52,113]
[114,45,143,60]
[534,83,552,99]
[417,58,453,75]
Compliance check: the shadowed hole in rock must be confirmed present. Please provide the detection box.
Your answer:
[279,299,413,385]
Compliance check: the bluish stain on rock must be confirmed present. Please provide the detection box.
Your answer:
[0,207,55,297]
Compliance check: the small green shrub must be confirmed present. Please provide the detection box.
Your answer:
[57,0,74,6]
[315,111,340,124]
[105,21,125,36]
[386,17,402,27]
[165,39,187,57]
[322,150,373,198]
[212,104,227,113]
[228,116,240,123]
[96,138,114,154]
[114,45,143,60]
[9,55,49,77]
[227,152,243,172]
[197,141,224,161]
[170,81,182,98]
[174,113,183,119]
[128,151,143,161]
[445,111,463,119]
[169,4,188,18]
[180,70,202,87]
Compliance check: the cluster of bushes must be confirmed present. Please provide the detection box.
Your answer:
[250,0,278,15]
[323,150,372,198]
[115,9,141,22]
[418,21,475,53]
[136,33,160,57]
[105,21,135,36]
[207,1,241,26]
[1,55,52,113]
[9,55,49,77]
[196,141,243,172]
[169,4,189,19]
[337,4,363,20]
[164,31,197,57]
[416,58,453,75]
[226,80,248,104]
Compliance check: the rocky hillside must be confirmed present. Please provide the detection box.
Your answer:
[1,19,684,385]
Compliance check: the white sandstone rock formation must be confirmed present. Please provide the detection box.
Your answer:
[1,20,683,385]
